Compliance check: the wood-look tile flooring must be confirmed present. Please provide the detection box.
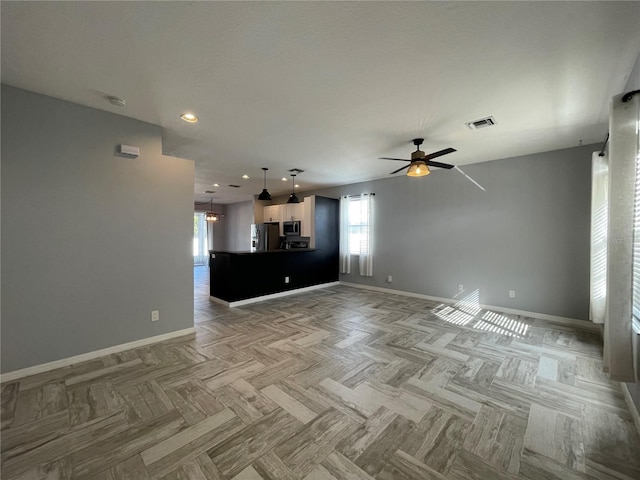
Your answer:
[2,272,639,479]
[194,266,212,324]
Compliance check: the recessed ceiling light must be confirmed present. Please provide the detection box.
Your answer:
[295,184,299,188]
[242,174,250,179]
[180,113,198,123]
[212,183,219,187]
[107,96,126,107]
[281,177,288,181]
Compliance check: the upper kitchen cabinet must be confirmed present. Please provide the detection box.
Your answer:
[263,204,282,223]
[282,203,303,221]
[302,197,314,240]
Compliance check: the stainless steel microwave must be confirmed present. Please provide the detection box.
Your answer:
[283,220,301,235]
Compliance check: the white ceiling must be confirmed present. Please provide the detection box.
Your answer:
[2,2,639,204]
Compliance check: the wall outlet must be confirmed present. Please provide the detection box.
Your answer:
[284,276,290,284]
[509,290,516,298]
[151,310,160,322]
[387,275,393,283]
[459,284,464,292]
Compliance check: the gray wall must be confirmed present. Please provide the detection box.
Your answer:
[224,200,255,251]
[194,202,227,251]
[1,85,195,373]
[625,51,640,92]
[271,144,593,320]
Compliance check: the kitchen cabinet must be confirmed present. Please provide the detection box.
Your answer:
[263,204,282,223]
[282,203,303,221]
[263,200,314,236]
[210,249,319,302]
[302,197,314,241]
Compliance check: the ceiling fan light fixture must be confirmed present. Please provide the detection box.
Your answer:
[257,167,272,200]
[406,161,431,177]
[381,138,455,176]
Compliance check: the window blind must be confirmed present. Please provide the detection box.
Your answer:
[632,153,640,331]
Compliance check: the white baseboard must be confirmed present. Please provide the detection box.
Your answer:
[211,281,340,308]
[622,383,640,436]
[339,282,599,332]
[0,327,196,383]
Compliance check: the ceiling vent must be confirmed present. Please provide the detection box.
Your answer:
[228,184,240,188]
[204,190,216,194]
[465,116,496,130]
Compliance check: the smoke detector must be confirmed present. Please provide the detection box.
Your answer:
[466,116,496,130]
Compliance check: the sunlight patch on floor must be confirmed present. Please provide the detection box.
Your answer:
[431,289,529,338]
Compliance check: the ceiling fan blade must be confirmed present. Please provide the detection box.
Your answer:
[424,147,456,161]
[379,157,411,162]
[425,160,455,169]
[390,164,410,175]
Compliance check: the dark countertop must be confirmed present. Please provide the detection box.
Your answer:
[212,249,315,255]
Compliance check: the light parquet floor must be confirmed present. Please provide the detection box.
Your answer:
[2,271,639,479]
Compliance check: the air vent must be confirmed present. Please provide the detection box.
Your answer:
[466,116,496,130]
[204,190,216,194]
[228,184,241,188]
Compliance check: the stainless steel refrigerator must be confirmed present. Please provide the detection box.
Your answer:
[250,223,280,252]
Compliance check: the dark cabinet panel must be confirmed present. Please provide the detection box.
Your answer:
[210,249,336,302]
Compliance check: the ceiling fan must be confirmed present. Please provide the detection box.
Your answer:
[380,138,456,177]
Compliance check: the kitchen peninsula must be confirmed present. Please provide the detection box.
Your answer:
[210,196,339,305]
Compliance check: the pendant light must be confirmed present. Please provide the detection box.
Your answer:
[287,173,299,203]
[257,167,272,200]
[205,198,218,222]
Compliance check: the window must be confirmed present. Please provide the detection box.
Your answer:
[348,196,370,255]
[340,193,374,276]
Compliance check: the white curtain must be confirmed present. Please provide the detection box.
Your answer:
[358,193,374,276]
[590,152,608,324]
[603,91,639,382]
[207,221,214,251]
[339,196,351,274]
